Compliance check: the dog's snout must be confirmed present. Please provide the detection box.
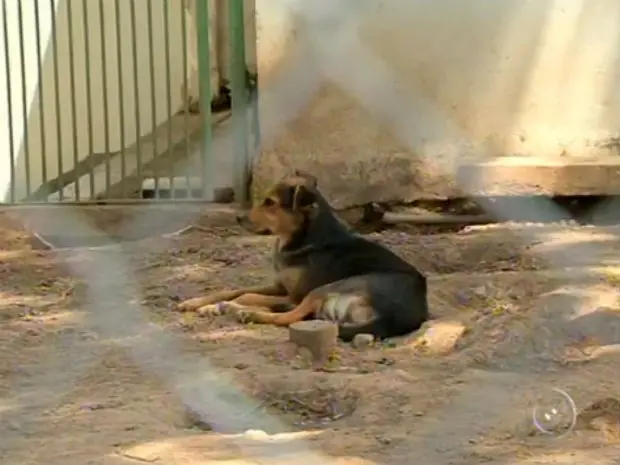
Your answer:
[236,213,257,230]
[236,212,271,235]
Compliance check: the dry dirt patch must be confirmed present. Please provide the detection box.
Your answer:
[1,210,620,465]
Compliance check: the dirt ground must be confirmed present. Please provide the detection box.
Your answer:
[2,207,620,465]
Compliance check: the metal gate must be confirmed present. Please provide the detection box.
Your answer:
[0,0,257,205]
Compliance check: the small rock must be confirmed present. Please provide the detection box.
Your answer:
[352,333,375,349]
[413,320,468,355]
[382,339,398,348]
[318,363,340,373]
[185,409,213,431]
[472,286,486,298]
[81,403,106,411]
[213,187,235,203]
[242,429,269,440]
[234,362,249,370]
[6,420,21,431]
[456,292,469,304]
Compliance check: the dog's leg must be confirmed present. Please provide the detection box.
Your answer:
[195,293,292,317]
[175,283,285,312]
[231,294,323,326]
[232,293,292,309]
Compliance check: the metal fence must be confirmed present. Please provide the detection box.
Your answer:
[0,0,257,205]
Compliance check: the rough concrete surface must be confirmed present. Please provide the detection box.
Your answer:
[252,83,620,208]
[253,83,462,208]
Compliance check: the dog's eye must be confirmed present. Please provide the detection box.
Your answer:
[263,198,275,207]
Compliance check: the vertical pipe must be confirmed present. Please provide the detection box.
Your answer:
[129,0,142,192]
[163,0,174,199]
[181,0,191,198]
[195,0,213,200]
[34,0,48,201]
[147,0,159,198]
[247,2,260,161]
[16,0,31,198]
[214,0,227,88]
[1,0,16,202]
[66,0,80,201]
[98,0,111,195]
[114,0,126,197]
[229,0,249,207]
[50,0,64,200]
[82,0,95,198]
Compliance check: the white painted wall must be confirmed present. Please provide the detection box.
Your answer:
[255,0,620,162]
[0,0,221,202]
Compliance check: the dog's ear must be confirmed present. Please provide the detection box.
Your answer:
[293,170,318,188]
[292,185,316,211]
[278,184,316,211]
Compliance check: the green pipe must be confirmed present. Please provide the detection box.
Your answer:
[195,0,213,200]
[229,0,249,206]
[66,0,80,200]
[114,0,127,197]
[82,0,95,198]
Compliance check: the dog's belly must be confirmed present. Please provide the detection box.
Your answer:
[314,293,375,324]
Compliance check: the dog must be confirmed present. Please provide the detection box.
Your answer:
[176,172,429,341]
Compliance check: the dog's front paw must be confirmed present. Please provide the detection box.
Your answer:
[196,302,229,317]
[230,308,256,324]
[176,297,208,312]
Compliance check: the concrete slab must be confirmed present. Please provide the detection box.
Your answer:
[458,156,620,196]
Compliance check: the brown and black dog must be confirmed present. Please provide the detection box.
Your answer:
[176,172,429,341]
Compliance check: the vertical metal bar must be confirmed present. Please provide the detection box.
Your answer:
[82,0,95,198]
[195,0,213,200]
[16,0,31,198]
[129,0,142,190]
[163,0,174,199]
[1,0,16,202]
[114,0,126,197]
[34,0,48,201]
[247,3,260,160]
[50,0,64,200]
[181,0,191,198]
[98,0,111,194]
[147,0,159,199]
[66,0,80,201]
[229,0,249,207]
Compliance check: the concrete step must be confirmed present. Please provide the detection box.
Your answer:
[458,156,620,196]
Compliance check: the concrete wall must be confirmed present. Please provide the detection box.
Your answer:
[252,0,620,208]
[0,0,222,202]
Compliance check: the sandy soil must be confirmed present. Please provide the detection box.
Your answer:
[1,207,620,465]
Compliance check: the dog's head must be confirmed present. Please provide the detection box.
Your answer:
[236,171,319,238]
